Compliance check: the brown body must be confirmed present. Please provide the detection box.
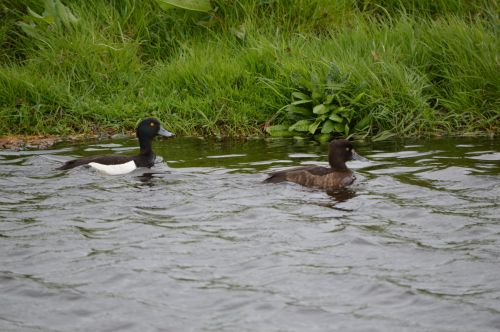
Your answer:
[264,166,355,190]
[263,140,364,191]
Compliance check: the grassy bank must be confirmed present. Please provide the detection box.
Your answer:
[0,0,498,139]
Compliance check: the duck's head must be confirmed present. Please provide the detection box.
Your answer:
[328,139,366,169]
[136,118,175,140]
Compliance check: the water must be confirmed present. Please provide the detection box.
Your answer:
[1,137,499,332]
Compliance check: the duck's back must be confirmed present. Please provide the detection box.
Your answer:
[264,166,355,190]
[57,155,133,170]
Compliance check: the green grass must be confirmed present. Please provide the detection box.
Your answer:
[0,0,498,138]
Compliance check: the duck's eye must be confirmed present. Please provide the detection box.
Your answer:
[150,122,155,127]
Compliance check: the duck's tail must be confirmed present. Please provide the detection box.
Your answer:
[262,171,288,184]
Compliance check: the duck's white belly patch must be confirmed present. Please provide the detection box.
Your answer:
[88,160,137,175]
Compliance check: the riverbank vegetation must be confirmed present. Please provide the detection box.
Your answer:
[0,0,498,140]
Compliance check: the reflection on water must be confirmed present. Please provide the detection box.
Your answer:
[326,188,357,201]
[1,137,499,332]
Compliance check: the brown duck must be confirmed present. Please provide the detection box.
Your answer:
[263,139,366,190]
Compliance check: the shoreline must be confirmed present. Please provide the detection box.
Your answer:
[0,132,134,150]
[1,131,497,151]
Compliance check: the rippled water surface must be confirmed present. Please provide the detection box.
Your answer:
[1,137,499,332]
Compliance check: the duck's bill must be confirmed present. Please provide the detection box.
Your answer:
[159,127,175,138]
[352,150,368,162]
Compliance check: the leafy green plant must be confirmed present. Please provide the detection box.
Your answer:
[266,63,369,141]
[17,0,78,39]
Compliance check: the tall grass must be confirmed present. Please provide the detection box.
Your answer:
[0,0,498,137]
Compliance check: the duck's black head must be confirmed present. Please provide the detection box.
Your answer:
[136,118,175,140]
[328,139,365,170]
[136,118,175,154]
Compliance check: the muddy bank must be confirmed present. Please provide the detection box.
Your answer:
[0,132,133,150]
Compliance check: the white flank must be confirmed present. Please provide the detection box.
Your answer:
[88,160,137,175]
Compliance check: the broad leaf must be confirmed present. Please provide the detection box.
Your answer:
[331,106,345,114]
[292,91,311,100]
[287,105,313,119]
[27,7,47,20]
[313,104,329,115]
[291,99,312,106]
[155,0,212,12]
[321,120,336,134]
[289,120,313,132]
[324,94,334,105]
[333,122,345,133]
[311,91,323,101]
[266,125,294,137]
[315,133,332,142]
[308,118,322,134]
[43,0,57,17]
[55,0,78,24]
[329,113,343,123]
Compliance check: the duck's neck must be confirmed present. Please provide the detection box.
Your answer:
[139,138,154,156]
[329,156,348,171]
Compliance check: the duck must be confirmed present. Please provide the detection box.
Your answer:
[263,139,366,190]
[57,118,175,175]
